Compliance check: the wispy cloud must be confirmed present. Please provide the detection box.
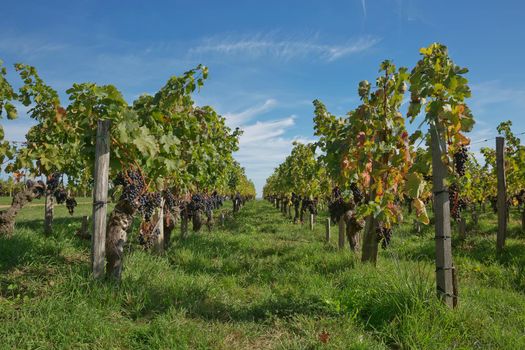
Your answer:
[224,99,277,127]
[361,0,367,18]
[235,131,317,196]
[0,35,67,57]
[223,96,318,195]
[190,33,380,62]
[240,116,295,143]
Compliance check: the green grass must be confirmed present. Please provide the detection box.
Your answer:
[1,199,525,349]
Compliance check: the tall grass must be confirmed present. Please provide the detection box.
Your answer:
[0,198,524,348]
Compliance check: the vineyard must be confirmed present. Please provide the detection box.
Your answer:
[1,42,525,349]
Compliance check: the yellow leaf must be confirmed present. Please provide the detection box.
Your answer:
[413,198,430,225]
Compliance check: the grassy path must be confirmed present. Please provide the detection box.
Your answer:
[1,200,525,349]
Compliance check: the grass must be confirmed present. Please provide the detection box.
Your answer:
[1,198,525,349]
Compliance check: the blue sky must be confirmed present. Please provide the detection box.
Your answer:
[2,0,525,195]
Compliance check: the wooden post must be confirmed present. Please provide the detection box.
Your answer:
[522,209,525,233]
[91,120,110,279]
[414,220,421,235]
[338,217,345,249]
[44,190,54,235]
[361,216,378,262]
[309,214,314,231]
[181,207,189,239]
[153,199,165,254]
[325,218,330,242]
[430,124,454,308]
[220,212,225,227]
[496,137,507,252]
[76,215,91,239]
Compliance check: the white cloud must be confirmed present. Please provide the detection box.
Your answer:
[190,33,380,62]
[240,116,295,143]
[223,96,318,196]
[234,115,298,196]
[224,98,277,127]
[235,133,317,197]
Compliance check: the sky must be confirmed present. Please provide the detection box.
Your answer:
[2,0,525,195]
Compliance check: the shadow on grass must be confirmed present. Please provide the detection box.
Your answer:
[0,233,73,273]
[122,274,338,322]
[397,232,525,271]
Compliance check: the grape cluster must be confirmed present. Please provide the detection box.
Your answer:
[66,197,77,215]
[138,222,160,248]
[350,183,364,204]
[139,192,162,222]
[328,187,353,224]
[163,190,177,211]
[188,194,206,214]
[376,225,392,249]
[46,173,62,192]
[332,187,342,199]
[515,190,525,206]
[115,170,145,206]
[210,191,224,209]
[453,146,468,177]
[291,192,301,207]
[204,198,214,215]
[301,198,317,215]
[54,188,68,204]
[449,183,467,220]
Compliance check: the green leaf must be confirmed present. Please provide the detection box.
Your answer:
[133,126,159,157]
[406,172,425,198]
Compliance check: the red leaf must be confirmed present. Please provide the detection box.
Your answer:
[318,330,330,344]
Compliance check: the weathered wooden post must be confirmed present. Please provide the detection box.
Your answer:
[430,124,454,307]
[76,215,90,239]
[153,199,165,254]
[44,189,54,235]
[522,210,525,233]
[181,206,189,239]
[338,217,345,249]
[220,212,225,227]
[309,213,314,231]
[91,120,110,279]
[496,136,507,252]
[325,218,330,242]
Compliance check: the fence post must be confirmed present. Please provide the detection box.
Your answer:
[496,136,507,252]
[325,218,330,242]
[91,120,110,279]
[44,190,54,235]
[154,199,165,254]
[338,217,345,249]
[77,215,90,239]
[430,124,454,307]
